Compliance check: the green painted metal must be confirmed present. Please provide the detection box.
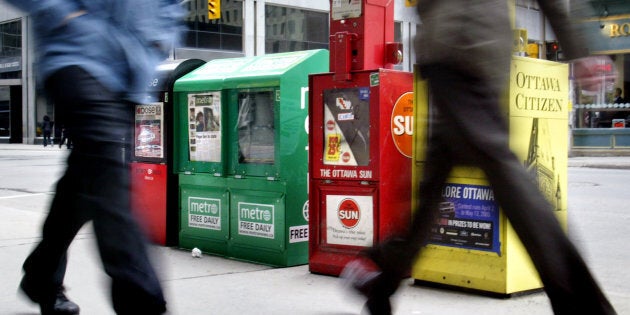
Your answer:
[178,174,230,255]
[173,49,328,266]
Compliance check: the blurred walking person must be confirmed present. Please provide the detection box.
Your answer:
[343,1,618,315]
[42,115,53,147]
[4,1,185,314]
[58,125,73,150]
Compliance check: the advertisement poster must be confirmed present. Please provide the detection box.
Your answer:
[134,102,164,159]
[188,92,222,162]
[508,57,568,213]
[326,195,374,247]
[323,87,371,166]
[428,183,500,254]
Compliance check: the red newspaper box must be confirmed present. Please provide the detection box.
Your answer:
[131,59,205,245]
[309,69,413,275]
[308,0,413,276]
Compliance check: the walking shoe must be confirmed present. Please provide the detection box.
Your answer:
[341,257,381,296]
[20,279,80,315]
[341,257,392,315]
[40,289,80,315]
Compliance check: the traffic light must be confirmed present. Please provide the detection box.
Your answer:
[546,41,559,61]
[526,43,539,59]
[208,0,221,20]
[405,0,418,6]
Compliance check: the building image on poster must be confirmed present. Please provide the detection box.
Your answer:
[523,117,563,211]
[429,183,500,254]
[134,102,164,159]
[325,195,374,247]
[323,87,371,166]
[188,92,222,162]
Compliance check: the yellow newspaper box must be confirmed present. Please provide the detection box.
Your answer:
[411,56,569,295]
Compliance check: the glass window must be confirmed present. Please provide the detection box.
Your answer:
[265,5,329,54]
[322,87,371,166]
[0,20,22,80]
[0,87,9,137]
[183,0,243,51]
[515,0,539,9]
[574,53,630,128]
[236,90,275,164]
[0,20,20,57]
[393,21,403,71]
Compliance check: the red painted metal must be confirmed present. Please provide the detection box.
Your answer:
[308,69,412,275]
[131,163,168,245]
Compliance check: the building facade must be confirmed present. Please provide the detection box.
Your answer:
[1,0,627,144]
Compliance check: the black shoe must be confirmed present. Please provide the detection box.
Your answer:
[341,258,392,315]
[20,279,80,315]
[341,258,381,296]
[40,289,80,315]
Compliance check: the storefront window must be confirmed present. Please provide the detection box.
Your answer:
[0,87,9,137]
[265,5,328,53]
[1,19,22,139]
[183,0,243,51]
[574,53,630,128]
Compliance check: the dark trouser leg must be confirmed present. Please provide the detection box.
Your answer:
[362,77,457,301]
[21,174,87,301]
[424,65,615,315]
[370,64,615,315]
[43,131,51,146]
[36,66,166,314]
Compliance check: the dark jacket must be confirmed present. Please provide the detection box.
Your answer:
[415,0,591,90]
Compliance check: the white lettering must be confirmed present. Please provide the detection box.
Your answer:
[339,210,359,220]
[442,186,462,198]
[393,116,413,136]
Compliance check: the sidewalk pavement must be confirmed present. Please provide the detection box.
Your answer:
[0,143,628,314]
[0,199,559,315]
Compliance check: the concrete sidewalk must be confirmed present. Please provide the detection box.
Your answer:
[0,144,628,314]
[0,202,559,315]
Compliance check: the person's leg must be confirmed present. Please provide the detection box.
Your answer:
[344,70,457,314]
[45,66,166,314]
[428,66,616,315]
[43,131,50,147]
[20,72,97,314]
[355,133,454,314]
[21,172,86,314]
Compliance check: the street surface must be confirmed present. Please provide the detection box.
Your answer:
[0,144,628,314]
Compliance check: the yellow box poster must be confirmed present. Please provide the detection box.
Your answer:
[411,57,569,294]
[508,57,568,214]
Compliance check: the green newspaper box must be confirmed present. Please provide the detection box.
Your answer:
[173,50,329,266]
